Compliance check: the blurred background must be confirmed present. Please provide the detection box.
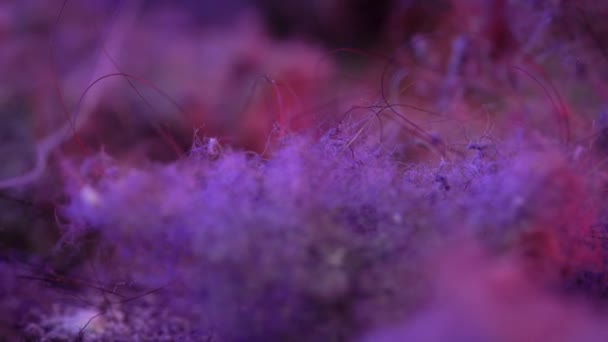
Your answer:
[3,0,608,160]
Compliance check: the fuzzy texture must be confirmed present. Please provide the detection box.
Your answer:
[46,130,608,341]
[5,1,608,340]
